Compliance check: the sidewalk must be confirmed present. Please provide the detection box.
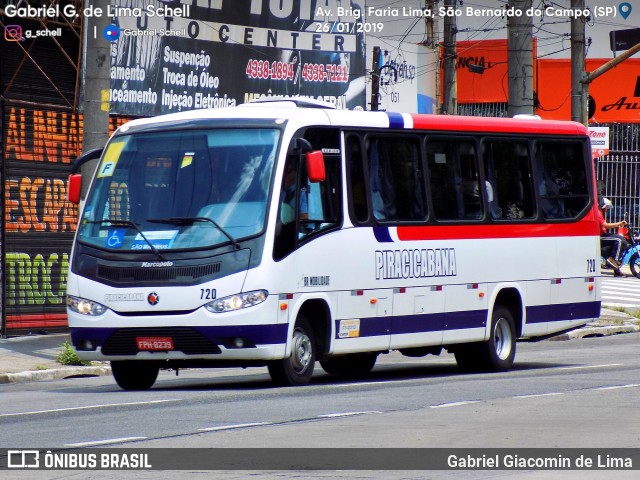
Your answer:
[0,333,110,384]
[1,308,638,385]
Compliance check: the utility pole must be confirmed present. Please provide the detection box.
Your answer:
[80,0,111,197]
[507,0,534,117]
[441,0,457,114]
[571,0,587,125]
[585,42,640,82]
[370,46,381,111]
[425,0,441,110]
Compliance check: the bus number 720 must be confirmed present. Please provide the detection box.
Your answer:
[200,288,216,300]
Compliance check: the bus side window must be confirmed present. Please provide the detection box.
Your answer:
[367,136,426,222]
[273,150,342,261]
[536,142,589,220]
[301,155,342,237]
[483,141,535,221]
[346,135,369,223]
[427,139,480,221]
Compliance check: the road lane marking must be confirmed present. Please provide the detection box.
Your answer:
[514,392,564,399]
[65,437,147,447]
[554,364,622,371]
[430,401,479,409]
[325,380,413,388]
[198,422,271,432]
[601,293,640,301]
[601,285,640,293]
[594,384,640,391]
[317,411,382,418]
[0,399,181,418]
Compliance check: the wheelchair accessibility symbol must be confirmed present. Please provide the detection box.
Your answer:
[106,229,125,248]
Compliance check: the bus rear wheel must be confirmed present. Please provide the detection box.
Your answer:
[111,361,159,390]
[320,353,378,376]
[268,316,316,386]
[454,305,516,373]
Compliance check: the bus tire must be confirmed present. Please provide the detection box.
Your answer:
[320,353,378,376]
[111,361,159,390]
[453,345,478,372]
[268,316,316,386]
[629,253,640,279]
[454,306,516,372]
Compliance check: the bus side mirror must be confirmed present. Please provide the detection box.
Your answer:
[67,147,104,204]
[72,147,103,174]
[306,150,325,183]
[67,173,82,204]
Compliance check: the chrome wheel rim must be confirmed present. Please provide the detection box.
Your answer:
[291,328,312,373]
[494,317,513,360]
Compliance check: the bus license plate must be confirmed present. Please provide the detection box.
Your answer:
[136,337,174,351]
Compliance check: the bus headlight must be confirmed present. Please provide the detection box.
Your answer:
[66,295,108,316]
[205,290,268,313]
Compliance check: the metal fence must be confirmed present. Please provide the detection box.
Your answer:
[596,124,640,227]
[458,102,508,118]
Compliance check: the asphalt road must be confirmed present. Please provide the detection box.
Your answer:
[2,333,639,461]
[601,274,640,309]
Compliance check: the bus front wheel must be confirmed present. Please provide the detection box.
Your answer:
[454,305,516,372]
[111,361,159,390]
[268,316,316,386]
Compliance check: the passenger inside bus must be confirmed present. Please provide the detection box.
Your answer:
[280,159,308,225]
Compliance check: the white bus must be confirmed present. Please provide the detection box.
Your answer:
[66,99,601,390]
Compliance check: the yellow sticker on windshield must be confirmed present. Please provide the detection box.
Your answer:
[181,152,194,168]
[97,140,126,178]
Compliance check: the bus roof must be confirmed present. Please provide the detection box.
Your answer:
[116,101,588,137]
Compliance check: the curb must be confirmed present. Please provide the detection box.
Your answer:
[551,324,640,341]
[0,365,112,384]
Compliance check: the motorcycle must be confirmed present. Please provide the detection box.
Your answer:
[601,222,640,279]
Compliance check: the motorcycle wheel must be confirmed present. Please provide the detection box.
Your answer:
[629,253,640,279]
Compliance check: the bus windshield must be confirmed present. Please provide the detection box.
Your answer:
[78,128,280,251]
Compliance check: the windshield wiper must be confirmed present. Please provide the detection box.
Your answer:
[147,217,241,250]
[84,219,165,260]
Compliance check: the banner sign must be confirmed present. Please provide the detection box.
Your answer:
[108,0,367,115]
[537,59,640,123]
[448,39,537,104]
[588,126,610,158]
[367,37,437,114]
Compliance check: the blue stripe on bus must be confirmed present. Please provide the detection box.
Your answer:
[526,301,601,323]
[335,301,601,339]
[71,324,289,348]
[373,226,393,242]
[394,309,487,334]
[386,112,406,129]
[335,309,487,339]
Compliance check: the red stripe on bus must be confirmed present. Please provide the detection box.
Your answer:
[396,220,599,241]
[409,113,587,136]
